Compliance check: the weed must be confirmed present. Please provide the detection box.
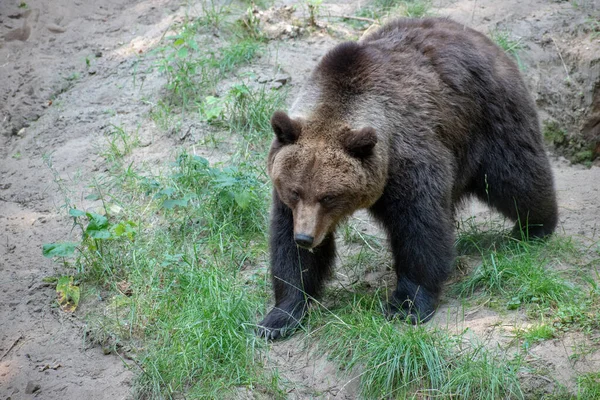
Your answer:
[197,0,230,30]
[149,99,177,131]
[489,29,524,69]
[306,0,323,27]
[543,120,567,147]
[198,81,287,159]
[353,0,431,26]
[43,153,76,211]
[225,82,286,141]
[310,293,523,399]
[578,372,600,399]
[585,17,600,39]
[554,278,600,333]
[515,323,555,350]
[455,238,576,310]
[151,15,263,116]
[101,125,139,165]
[237,6,265,41]
[44,146,276,397]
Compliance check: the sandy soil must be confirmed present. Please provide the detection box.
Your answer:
[1,0,599,398]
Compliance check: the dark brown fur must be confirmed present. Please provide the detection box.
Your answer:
[257,18,558,339]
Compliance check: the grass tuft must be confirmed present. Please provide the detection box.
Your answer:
[455,238,576,310]
[310,294,523,399]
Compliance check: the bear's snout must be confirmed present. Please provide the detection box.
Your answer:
[293,201,326,249]
[294,233,314,248]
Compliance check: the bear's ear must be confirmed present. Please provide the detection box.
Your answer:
[271,111,302,145]
[342,127,377,158]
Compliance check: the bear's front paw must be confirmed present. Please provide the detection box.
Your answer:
[384,300,434,324]
[385,279,437,324]
[256,305,306,340]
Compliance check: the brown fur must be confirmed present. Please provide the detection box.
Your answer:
[257,18,558,339]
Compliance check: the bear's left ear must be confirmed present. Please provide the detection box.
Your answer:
[271,111,302,145]
[342,127,377,158]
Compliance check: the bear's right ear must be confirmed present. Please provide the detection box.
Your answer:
[271,111,302,145]
[342,127,377,158]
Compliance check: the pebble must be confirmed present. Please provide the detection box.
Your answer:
[25,381,40,394]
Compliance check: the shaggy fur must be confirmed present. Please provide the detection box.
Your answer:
[257,18,558,339]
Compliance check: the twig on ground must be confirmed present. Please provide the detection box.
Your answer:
[1,334,24,361]
[551,37,571,80]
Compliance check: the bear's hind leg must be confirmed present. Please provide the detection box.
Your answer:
[474,147,558,240]
[257,192,336,340]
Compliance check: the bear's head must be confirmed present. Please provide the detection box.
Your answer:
[268,111,388,249]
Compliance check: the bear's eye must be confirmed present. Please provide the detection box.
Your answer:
[290,190,300,202]
[319,195,335,205]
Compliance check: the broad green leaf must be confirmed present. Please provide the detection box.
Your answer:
[86,212,109,229]
[69,208,86,217]
[159,187,176,197]
[56,276,80,312]
[112,221,137,239]
[234,191,252,209]
[87,229,111,239]
[177,46,188,59]
[84,212,111,239]
[42,242,79,258]
[162,198,189,209]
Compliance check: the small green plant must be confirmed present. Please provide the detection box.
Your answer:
[586,17,600,39]
[197,0,230,29]
[516,323,555,350]
[543,120,567,146]
[354,0,431,24]
[151,19,263,121]
[454,238,576,311]
[198,82,286,158]
[307,0,322,27]
[101,125,138,163]
[18,2,27,8]
[578,372,600,399]
[66,72,80,81]
[489,29,524,69]
[237,6,265,41]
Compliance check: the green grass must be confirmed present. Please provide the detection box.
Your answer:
[489,29,524,69]
[150,10,267,126]
[134,260,274,398]
[309,293,523,399]
[455,238,577,311]
[49,147,277,397]
[578,372,600,399]
[515,323,556,350]
[350,0,431,28]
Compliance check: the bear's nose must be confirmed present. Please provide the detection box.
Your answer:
[294,234,314,248]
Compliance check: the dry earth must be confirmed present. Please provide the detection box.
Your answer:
[1,0,599,399]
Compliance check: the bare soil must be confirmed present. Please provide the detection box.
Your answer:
[1,0,599,398]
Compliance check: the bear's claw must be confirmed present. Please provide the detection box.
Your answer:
[256,307,304,340]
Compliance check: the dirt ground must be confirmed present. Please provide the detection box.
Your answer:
[0,0,599,399]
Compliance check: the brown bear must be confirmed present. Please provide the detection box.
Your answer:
[257,18,558,339]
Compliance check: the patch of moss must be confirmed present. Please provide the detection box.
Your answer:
[542,121,567,146]
[572,149,594,165]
